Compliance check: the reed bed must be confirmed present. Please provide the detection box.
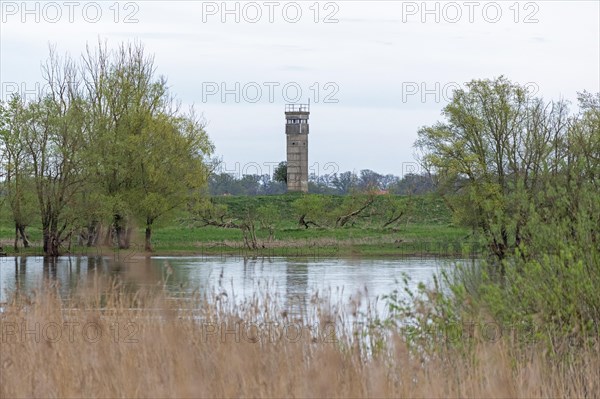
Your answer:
[1,270,598,398]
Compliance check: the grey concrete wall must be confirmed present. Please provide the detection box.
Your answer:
[286,133,308,192]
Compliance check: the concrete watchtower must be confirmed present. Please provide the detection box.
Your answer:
[285,103,310,192]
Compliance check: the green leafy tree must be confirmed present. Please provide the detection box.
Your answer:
[334,192,375,227]
[273,161,287,184]
[81,41,175,249]
[292,194,334,228]
[415,76,570,262]
[0,96,38,249]
[21,50,89,256]
[331,171,358,194]
[415,79,600,345]
[379,194,412,228]
[256,204,279,241]
[1,41,214,256]
[128,110,213,251]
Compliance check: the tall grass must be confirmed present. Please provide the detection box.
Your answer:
[1,268,598,398]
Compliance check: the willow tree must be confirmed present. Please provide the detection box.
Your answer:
[0,96,38,249]
[2,41,213,256]
[19,50,89,256]
[128,110,213,251]
[412,77,600,349]
[81,40,173,249]
[415,77,571,262]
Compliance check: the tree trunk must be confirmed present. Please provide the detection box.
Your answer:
[114,214,131,249]
[86,222,98,247]
[241,222,258,250]
[43,229,49,255]
[103,225,112,246]
[382,211,405,228]
[122,226,132,249]
[18,224,30,248]
[43,229,60,257]
[336,197,374,227]
[145,218,153,252]
[298,214,320,229]
[114,214,125,249]
[116,225,125,248]
[299,214,309,229]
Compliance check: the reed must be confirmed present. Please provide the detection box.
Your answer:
[1,272,598,398]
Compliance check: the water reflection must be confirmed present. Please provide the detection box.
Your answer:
[285,261,309,317]
[1,255,467,317]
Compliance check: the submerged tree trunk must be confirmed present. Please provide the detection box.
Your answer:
[43,229,61,257]
[115,219,124,248]
[114,214,131,249]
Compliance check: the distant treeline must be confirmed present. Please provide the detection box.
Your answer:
[208,170,435,196]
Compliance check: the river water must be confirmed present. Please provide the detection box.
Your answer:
[0,255,472,318]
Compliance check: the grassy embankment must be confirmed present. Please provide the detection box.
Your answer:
[0,194,473,257]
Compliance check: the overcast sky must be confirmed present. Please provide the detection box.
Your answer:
[1,1,599,177]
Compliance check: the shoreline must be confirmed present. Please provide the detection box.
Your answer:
[0,244,482,260]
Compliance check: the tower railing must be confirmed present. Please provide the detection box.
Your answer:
[285,103,310,113]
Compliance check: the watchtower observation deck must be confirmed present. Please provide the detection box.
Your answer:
[285,103,310,135]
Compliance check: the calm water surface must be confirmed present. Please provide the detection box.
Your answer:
[0,256,471,317]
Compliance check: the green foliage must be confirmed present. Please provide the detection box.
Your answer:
[0,97,38,237]
[273,161,287,184]
[419,77,565,258]
[292,194,337,227]
[256,204,279,239]
[128,111,213,225]
[414,78,600,353]
[0,42,214,255]
[202,194,451,229]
